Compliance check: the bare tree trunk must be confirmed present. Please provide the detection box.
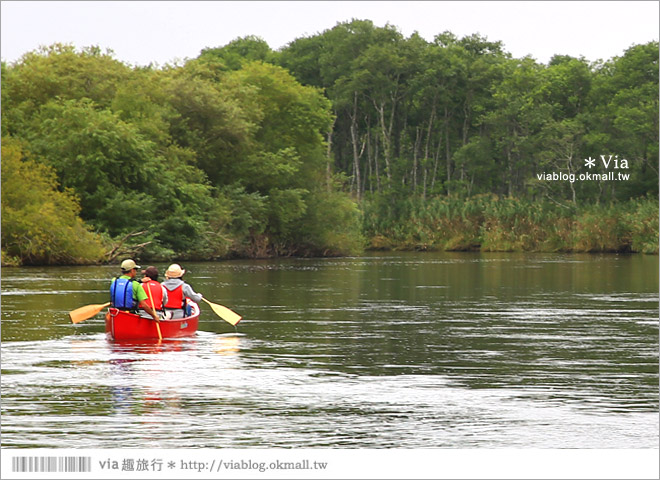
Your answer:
[366,127,374,194]
[424,102,436,163]
[422,167,428,201]
[374,134,381,192]
[566,146,577,205]
[461,98,471,181]
[350,92,362,200]
[361,133,368,197]
[326,116,335,192]
[432,136,442,190]
[374,100,392,182]
[412,126,422,191]
[444,107,452,194]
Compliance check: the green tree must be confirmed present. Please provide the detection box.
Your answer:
[226,61,359,254]
[2,44,130,134]
[20,97,218,258]
[2,31,656,264]
[587,42,659,200]
[162,63,257,186]
[483,56,549,198]
[200,35,275,71]
[1,137,105,265]
[23,98,160,228]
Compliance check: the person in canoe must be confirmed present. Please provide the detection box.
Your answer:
[162,263,203,319]
[110,259,159,322]
[139,266,168,319]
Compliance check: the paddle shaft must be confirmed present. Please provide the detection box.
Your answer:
[145,281,162,340]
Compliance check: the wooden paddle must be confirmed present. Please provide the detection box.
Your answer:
[201,298,242,326]
[69,302,111,324]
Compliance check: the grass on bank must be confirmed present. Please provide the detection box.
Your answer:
[363,194,659,254]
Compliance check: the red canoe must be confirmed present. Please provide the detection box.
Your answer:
[105,302,200,341]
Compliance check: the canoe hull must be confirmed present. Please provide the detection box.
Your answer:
[105,302,199,341]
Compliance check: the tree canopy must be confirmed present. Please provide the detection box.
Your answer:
[2,22,657,265]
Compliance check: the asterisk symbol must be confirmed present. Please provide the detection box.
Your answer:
[168,461,176,469]
[584,157,596,168]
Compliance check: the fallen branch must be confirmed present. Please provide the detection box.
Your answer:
[105,230,151,263]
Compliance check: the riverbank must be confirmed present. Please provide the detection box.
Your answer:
[2,195,657,267]
[362,195,659,255]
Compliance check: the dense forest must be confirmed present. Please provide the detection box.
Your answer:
[2,20,658,265]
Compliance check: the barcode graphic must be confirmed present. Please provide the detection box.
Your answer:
[11,456,92,473]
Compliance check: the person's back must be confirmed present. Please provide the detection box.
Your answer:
[139,266,168,318]
[110,259,141,312]
[110,259,159,321]
[162,264,203,319]
[110,276,137,311]
[162,277,188,319]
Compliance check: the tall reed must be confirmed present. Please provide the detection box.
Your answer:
[362,194,658,254]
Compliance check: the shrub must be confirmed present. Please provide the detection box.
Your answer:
[1,138,105,265]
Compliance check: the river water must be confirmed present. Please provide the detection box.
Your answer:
[1,252,658,448]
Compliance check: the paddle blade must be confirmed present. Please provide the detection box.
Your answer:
[202,298,242,326]
[69,302,111,324]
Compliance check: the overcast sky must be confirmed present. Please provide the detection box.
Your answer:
[1,1,658,67]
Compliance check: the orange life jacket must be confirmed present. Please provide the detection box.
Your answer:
[164,284,185,309]
[143,280,164,310]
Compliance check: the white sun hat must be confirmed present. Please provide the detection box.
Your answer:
[165,263,186,279]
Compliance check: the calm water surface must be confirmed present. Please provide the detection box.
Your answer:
[1,252,658,448]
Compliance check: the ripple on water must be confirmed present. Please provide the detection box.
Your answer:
[1,330,658,448]
[2,254,658,448]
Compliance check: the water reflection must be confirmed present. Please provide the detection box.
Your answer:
[213,334,243,356]
[107,341,182,419]
[104,335,246,417]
